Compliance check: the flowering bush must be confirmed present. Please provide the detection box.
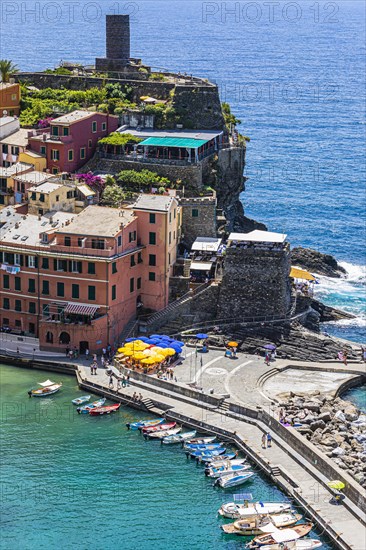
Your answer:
[75,172,105,193]
[38,117,54,128]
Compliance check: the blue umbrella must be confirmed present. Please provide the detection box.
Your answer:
[160,335,172,341]
[145,338,159,345]
[125,337,138,342]
[173,340,185,346]
[139,336,150,342]
[196,333,208,339]
[170,345,182,353]
[150,334,162,339]
[263,344,276,350]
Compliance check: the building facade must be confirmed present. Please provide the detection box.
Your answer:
[0,83,21,116]
[28,111,119,174]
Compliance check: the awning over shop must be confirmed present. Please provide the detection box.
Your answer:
[190,261,213,271]
[290,266,316,281]
[64,303,99,316]
[192,237,222,252]
[78,184,95,197]
[139,136,210,149]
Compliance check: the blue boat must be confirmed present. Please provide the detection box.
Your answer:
[77,398,105,414]
[201,453,237,464]
[184,443,224,450]
[188,448,226,459]
[126,418,164,430]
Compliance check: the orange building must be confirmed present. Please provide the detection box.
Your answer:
[0,83,21,116]
[0,195,180,352]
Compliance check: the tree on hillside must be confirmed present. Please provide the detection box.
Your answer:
[0,59,19,82]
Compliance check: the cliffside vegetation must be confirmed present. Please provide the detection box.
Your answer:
[0,59,18,82]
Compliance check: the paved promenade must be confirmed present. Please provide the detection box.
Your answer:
[78,363,366,550]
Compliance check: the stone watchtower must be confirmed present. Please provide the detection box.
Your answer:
[96,15,145,73]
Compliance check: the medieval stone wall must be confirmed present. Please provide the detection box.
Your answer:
[217,246,292,319]
[179,196,217,248]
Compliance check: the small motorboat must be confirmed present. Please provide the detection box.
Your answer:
[126,418,164,430]
[184,436,216,445]
[77,398,106,414]
[146,427,182,440]
[72,395,91,405]
[201,452,236,464]
[207,459,246,472]
[188,448,226,459]
[141,422,176,434]
[248,523,313,547]
[216,471,254,488]
[29,380,62,397]
[206,463,251,478]
[259,540,322,550]
[221,513,302,536]
[184,443,224,450]
[162,431,197,445]
[89,403,121,416]
[219,501,292,519]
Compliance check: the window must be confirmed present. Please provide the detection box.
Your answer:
[78,238,83,247]
[68,150,73,161]
[3,298,10,309]
[101,122,106,131]
[15,299,21,312]
[55,195,59,202]
[28,279,36,293]
[15,320,21,328]
[31,192,36,200]
[40,146,46,155]
[92,121,97,133]
[71,260,81,273]
[52,126,59,136]
[169,232,171,245]
[66,190,74,199]
[14,253,21,266]
[28,256,36,268]
[137,252,143,264]
[80,147,86,159]
[15,277,21,291]
[29,302,36,314]
[88,139,92,148]
[112,262,117,274]
[88,286,96,301]
[149,254,156,266]
[149,232,156,245]
[57,282,64,297]
[29,323,35,334]
[3,318,9,326]
[38,209,44,216]
[56,259,67,271]
[3,275,9,289]
[137,277,141,290]
[130,278,134,293]
[117,235,122,246]
[169,212,172,223]
[64,236,71,246]
[72,284,79,299]
[42,257,49,269]
[149,213,156,224]
[52,168,58,175]
[192,208,199,217]
[112,285,116,301]
[148,272,156,281]
[51,150,60,161]
[42,280,49,295]
[11,93,17,100]
[130,255,135,267]
[39,193,45,202]
[91,239,104,250]
[63,127,69,136]
[174,208,176,219]
[129,231,136,242]
[88,262,95,275]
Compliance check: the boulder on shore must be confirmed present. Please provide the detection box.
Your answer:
[291,247,346,278]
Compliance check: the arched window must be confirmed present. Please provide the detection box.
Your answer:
[59,331,70,344]
[46,331,53,343]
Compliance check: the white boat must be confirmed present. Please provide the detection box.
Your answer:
[216,471,254,488]
[29,380,62,397]
[219,501,292,519]
[72,395,91,405]
[206,463,251,478]
[162,431,197,445]
[208,458,246,471]
[183,436,216,446]
[259,540,322,550]
[146,427,182,440]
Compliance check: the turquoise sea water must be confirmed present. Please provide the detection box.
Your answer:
[0,365,335,550]
[343,384,366,412]
[1,0,364,343]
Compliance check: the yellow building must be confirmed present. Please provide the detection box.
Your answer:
[27,180,76,215]
[0,162,33,207]
[19,150,47,172]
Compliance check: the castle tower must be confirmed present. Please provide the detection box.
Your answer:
[96,15,132,72]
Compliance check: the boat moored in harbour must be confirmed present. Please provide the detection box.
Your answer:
[248,523,313,547]
[219,500,292,519]
[216,471,254,488]
[183,436,216,446]
[89,403,121,416]
[162,431,197,444]
[141,422,176,434]
[72,395,91,405]
[126,418,164,430]
[77,398,106,414]
[258,540,322,550]
[146,427,182,440]
[221,512,302,536]
[206,463,251,478]
[29,380,62,397]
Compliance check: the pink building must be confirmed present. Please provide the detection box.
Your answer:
[28,110,119,174]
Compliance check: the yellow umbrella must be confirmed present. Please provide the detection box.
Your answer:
[290,266,316,281]
[161,348,176,356]
[149,354,165,362]
[125,342,149,351]
[141,357,157,365]
[118,348,134,356]
[227,341,238,347]
[327,480,345,490]
[132,352,146,360]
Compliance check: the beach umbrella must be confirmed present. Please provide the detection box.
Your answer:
[125,342,149,351]
[148,338,162,345]
[138,336,150,342]
[163,348,176,356]
[170,344,182,353]
[227,341,238,347]
[149,334,162,339]
[327,480,345,490]
[125,339,145,346]
[160,335,172,341]
[263,344,276,350]
[132,352,146,360]
[125,337,138,342]
[149,354,165,362]
[196,333,208,339]
[142,357,158,365]
[118,348,134,356]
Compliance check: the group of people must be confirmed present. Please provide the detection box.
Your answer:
[261,432,272,448]
[90,361,98,375]
[224,346,237,359]
[157,368,176,381]
[131,392,143,403]
[66,346,79,359]
[337,349,349,366]
[264,350,276,366]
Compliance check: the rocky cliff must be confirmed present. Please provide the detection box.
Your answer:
[291,247,347,277]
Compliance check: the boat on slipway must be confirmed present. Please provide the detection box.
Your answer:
[248,523,313,547]
[77,398,106,414]
[126,418,164,430]
[89,403,121,416]
[72,395,91,405]
[29,380,62,397]
[146,427,182,440]
[206,463,251,478]
[216,471,254,488]
[221,512,302,536]
[219,499,292,519]
[162,431,197,444]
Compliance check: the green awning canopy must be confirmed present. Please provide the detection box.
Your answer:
[139,136,210,149]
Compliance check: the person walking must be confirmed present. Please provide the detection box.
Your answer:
[126,373,130,386]
[116,378,121,391]
[266,432,272,448]
[101,355,105,368]
[343,349,348,366]
[265,353,270,366]
[109,373,114,389]
[85,348,89,360]
[261,433,267,449]
[122,376,126,388]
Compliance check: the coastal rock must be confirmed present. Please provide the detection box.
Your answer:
[332,446,345,456]
[291,247,346,278]
[301,401,321,412]
[318,411,332,423]
[302,414,316,424]
[344,406,359,422]
[310,420,326,431]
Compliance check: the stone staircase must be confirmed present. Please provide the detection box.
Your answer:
[271,466,281,477]
[217,400,230,413]
[141,397,155,410]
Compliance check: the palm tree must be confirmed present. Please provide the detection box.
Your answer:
[0,59,19,83]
